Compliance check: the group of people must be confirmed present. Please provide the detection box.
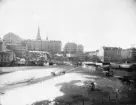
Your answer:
[74,62,82,68]
[51,71,66,76]
[85,82,100,91]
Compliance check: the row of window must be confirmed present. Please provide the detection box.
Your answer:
[0,55,10,58]
[105,52,121,56]
[0,54,11,62]
[0,58,10,62]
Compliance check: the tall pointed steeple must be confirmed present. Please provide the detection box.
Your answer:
[36,26,41,40]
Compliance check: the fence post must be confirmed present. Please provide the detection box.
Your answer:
[128,89,129,98]
[102,96,103,104]
[116,92,119,104]
[109,93,111,103]
[116,92,118,100]
[82,99,84,105]
[92,97,95,103]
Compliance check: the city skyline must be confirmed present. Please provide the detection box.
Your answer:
[1,27,85,51]
[0,0,136,51]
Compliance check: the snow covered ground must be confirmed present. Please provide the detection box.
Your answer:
[0,72,92,105]
[0,67,67,86]
[0,66,132,105]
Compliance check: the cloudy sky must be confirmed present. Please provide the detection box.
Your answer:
[0,0,136,51]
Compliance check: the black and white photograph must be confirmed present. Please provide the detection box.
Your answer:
[0,0,136,105]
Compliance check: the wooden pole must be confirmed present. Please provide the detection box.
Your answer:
[102,96,103,104]
[82,99,84,105]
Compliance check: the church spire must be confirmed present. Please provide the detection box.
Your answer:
[36,26,41,40]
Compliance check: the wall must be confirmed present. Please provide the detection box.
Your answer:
[103,47,122,62]
[121,49,131,61]
[25,40,61,53]
[131,48,136,62]
[0,51,15,62]
[35,40,42,51]
[64,42,77,53]
[97,47,122,63]
[42,41,48,51]
[77,44,84,53]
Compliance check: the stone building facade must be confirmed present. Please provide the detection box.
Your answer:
[24,26,62,54]
[96,47,122,63]
[76,44,84,53]
[25,40,61,54]
[63,42,77,54]
[0,51,15,63]
[0,39,16,65]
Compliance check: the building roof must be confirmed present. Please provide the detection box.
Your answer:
[103,46,122,50]
[36,26,41,40]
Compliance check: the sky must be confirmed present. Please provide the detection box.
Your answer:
[0,0,136,51]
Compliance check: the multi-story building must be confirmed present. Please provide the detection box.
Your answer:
[24,27,61,54]
[25,40,61,53]
[63,42,77,54]
[0,39,16,66]
[121,49,132,62]
[76,44,84,53]
[120,48,136,62]
[87,47,136,63]
[48,40,62,54]
[130,48,136,62]
[97,47,122,63]
[0,50,15,63]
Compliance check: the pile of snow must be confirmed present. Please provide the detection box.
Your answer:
[0,68,60,85]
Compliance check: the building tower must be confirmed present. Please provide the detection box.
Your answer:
[36,26,41,40]
[46,36,48,41]
[46,32,48,40]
